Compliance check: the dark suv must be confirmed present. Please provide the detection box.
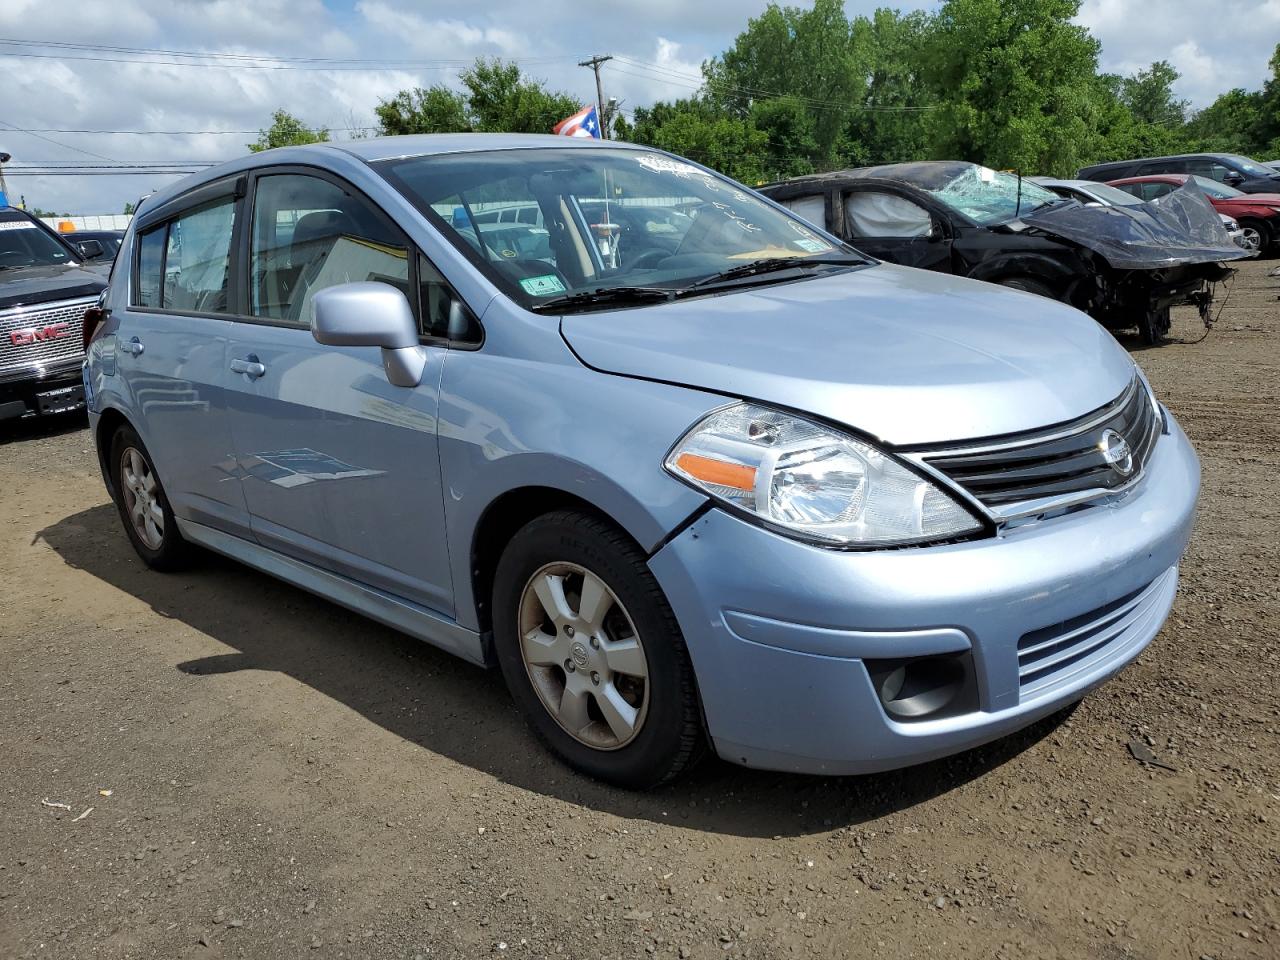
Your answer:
[1078,153,1280,195]
[0,207,106,421]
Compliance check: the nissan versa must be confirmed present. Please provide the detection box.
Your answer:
[84,135,1200,788]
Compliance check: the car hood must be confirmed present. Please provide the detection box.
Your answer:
[1020,182,1250,269]
[0,262,106,312]
[560,264,1136,447]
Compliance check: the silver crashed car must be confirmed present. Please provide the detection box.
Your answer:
[83,135,1200,787]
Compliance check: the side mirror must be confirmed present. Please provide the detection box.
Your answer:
[926,221,945,242]
[312,281,427,388]
[77,239,105,260]
[1222,173,1244,186]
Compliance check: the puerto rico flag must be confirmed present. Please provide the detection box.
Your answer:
[554,104,601,139]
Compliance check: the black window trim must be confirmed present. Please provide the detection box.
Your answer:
[127,162,482,349]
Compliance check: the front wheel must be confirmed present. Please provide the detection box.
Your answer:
[491,510,705,788]
[1236,219,1269,256]
[997,276,1057,299]
[1138,306,1171,346]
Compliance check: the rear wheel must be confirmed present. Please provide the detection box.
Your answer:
[110,424,193,570]
[491,510,705,788]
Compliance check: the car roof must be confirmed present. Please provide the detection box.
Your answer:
[762,160,977,192]
[1086,152,1234,168]
[1107,174,1190,184]
[134,134,661,223]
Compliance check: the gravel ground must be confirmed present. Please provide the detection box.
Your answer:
[2,259,1277,960]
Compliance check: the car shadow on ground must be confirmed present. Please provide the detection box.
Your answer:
[0,410,88,444]
[38,503,1073,839]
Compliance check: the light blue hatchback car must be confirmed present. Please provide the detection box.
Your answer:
[83,135,1200,788]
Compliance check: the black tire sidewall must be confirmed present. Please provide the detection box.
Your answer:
[491,511,701,789]
[998,277,1056,299]
[110,424,190,571]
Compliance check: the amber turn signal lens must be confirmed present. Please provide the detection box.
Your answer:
[674,453,757,492]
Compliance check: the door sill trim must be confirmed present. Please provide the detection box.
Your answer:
[175,518,489,667]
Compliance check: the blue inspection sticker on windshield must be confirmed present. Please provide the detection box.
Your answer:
[520,275,567,296]
[793,238,829,253]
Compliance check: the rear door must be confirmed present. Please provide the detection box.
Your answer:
[115,178,250,537]
[221,167,458,614]
[838,185,953,272]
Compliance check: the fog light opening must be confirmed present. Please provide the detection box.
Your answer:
[876,655,966,721]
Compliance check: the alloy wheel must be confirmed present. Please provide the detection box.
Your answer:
[517,562,650,750]
[1239,227,1262,252]
[120,446,164,550]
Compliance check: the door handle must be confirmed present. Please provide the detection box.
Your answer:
[121,336,144,356]
[230,355,266,379]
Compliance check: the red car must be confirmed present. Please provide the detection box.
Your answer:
[1108,174,1280,254]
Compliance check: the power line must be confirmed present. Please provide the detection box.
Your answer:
[0,118,117,162]
[0,37,575,71]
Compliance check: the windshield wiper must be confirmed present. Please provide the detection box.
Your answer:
[683,254,867,291]
[529,286,677,314]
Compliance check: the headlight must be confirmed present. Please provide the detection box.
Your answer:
[664,403,984,547]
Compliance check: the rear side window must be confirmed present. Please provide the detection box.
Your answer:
[781,194,827,230]
[249,173,411,327]
[135,227,166,307]
[162,199,237,313]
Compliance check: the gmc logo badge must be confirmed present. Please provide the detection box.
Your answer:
[9,323,71,346]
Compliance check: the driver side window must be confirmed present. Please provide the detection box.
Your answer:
[843,191,934,239]
[250,173,411,327]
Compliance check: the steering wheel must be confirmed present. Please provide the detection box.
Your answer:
[627,249,669,270]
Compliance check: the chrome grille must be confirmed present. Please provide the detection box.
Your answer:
[920,377,1160,511]
[0,297,94,376]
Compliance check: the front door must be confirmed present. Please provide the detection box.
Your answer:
[221,169,454,615]
[115,185,250,538]
[839,187,954,272]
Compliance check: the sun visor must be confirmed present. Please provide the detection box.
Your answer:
[1019,182,1250,269]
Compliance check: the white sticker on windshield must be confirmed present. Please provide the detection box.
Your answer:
[0,220,38,231]
[793,238,829,253]
[519,274,567,296]
[636,154,711,180]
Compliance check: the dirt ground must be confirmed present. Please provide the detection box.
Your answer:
[1,260,1277,960]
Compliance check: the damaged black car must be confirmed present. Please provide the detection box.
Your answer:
[759,161,1248,344]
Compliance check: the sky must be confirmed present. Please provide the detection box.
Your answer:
[1,0,1277,214]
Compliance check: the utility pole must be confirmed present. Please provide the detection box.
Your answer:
[578,55,613,138]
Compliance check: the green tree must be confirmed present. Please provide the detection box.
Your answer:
[920,0,1102,175]
[248,110,329,152]
[847,8,936,165]
[376,86,471,134]
[375,59,581,137]
[629,98,771,184]
[1119,61,1188,127]
[749,96,819,178]
[123,201,137,215]
[706,0,868,168]
[461,58,581,134]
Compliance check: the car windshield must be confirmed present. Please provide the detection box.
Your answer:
[0,215,75,269]
[1225,155,1275,177]
[918,165,1062,225]
[378,147,849,309]
[1192,176,1244,199]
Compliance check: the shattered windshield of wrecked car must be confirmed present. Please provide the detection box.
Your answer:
[922,166,1063,226]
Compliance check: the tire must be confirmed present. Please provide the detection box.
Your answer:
[1138,306,1171,347]
[1233,220,1264,253]
[997,276,1056,299]
[109,424,194,571]
[1236,219,1271,257]
[491,510,705,789]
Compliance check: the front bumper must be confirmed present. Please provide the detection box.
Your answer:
[0,360,86,421]
[649,414,1200,775]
